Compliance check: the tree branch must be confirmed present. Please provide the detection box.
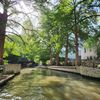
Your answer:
[5,35,15,42]
[6,31,26,46]
[8,19,27,34]
[70,14,100,29]
[78,14,100,24]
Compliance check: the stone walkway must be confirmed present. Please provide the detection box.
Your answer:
[47,66,78,73]
[41,66,100,78]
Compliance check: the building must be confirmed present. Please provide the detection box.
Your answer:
[80,47,97,60]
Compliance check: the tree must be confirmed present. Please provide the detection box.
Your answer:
[53,0,73,65]
[0,0,48,65]
[84,26,100,59]
[74,0,100,65]
[41,7,69,65]
[0,0,8,64]
[58,0,100,65]
[51,0,100,66]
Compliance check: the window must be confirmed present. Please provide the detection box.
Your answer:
[87,57,89,60]
[84,48,86,53]
[90,56,92,60]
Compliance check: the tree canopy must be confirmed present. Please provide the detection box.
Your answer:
[0,0,100,65]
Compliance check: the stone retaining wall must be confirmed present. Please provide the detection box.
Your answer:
[81,60,100,68]
[4,64,21,74]
[47,66,100,78]
[0,73,2,79]
[77,66,100,78]
[0,65,4,79]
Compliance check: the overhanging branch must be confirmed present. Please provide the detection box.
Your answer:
[5,35,15,42]
[70,14,100,29]
[78,14,100,24]
[8,19,27,34]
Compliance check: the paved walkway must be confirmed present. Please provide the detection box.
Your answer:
[42,66,79,73]
[41,66,100,78]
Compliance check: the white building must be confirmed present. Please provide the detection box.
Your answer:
[80,47,97,60]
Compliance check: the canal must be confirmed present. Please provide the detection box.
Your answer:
[0,68,100,100]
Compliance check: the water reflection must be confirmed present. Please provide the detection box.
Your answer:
[0,68,100,100]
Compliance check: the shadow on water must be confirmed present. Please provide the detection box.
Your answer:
[0,68,100,100]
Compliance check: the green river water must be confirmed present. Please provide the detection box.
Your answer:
[0,68,100,100]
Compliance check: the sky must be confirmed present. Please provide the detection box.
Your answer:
[0,1,40,26]
[0,2,3,13]
[3,1,41,34]
[0,0,100,33]
[15,1,40,27]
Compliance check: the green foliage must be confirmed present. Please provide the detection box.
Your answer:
[3,0,100,65]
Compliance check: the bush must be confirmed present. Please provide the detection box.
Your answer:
[97,64,100,69]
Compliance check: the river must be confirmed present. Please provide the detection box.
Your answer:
[0,68,100,100]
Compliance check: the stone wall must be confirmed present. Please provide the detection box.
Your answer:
[47,66,100,78]
[81,60,100,68]
[4,64,21,74]
[77,66,100,78]
[0,65,4,79]
[0,72,2,79]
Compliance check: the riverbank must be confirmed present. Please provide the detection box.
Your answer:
[0,68,100,100]
[0,66,100,87]
[41,66,100,79]
[0,68,35,87]
[0,74,15,87]
[0,64,21,87]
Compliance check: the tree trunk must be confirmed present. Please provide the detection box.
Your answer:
[0,11,8,65]
[75,30,79,66]
[56,51,59,66]
[0,34,5,65]
[65,35,69,65]
[73,0,79,66]
[50,47,53,65]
